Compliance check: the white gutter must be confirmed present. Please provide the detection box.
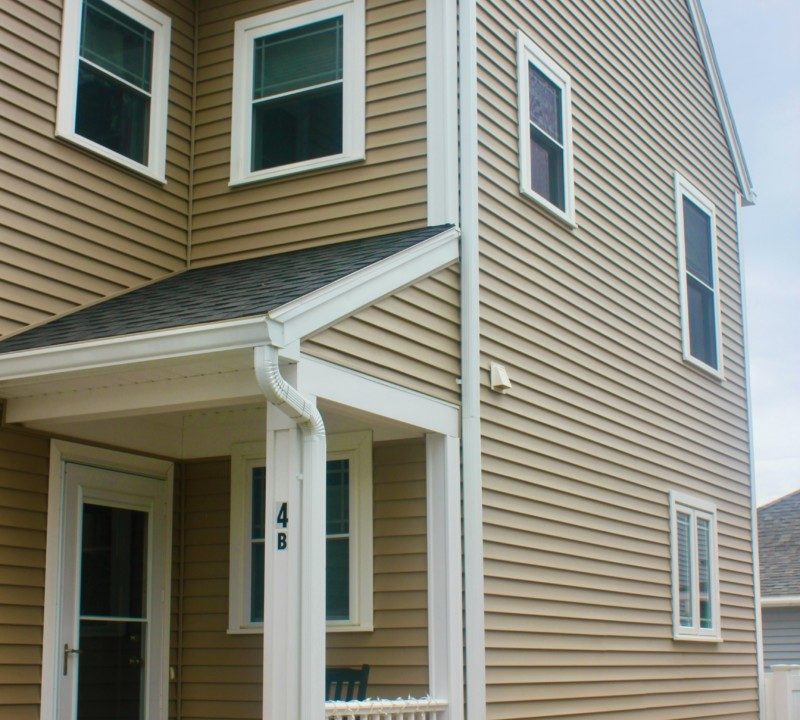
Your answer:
[254,341,326,720]
[761,595,800,608]
[458,0,487,717]
[735,193,765,717]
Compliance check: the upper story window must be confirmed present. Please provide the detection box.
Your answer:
[230,0,366,186]
[228,431,373,633]
[56,0,171,181]
[669,491,721,641]
[516,31,575,226]
[674,174,723,376]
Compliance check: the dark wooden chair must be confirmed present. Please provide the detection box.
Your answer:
[325,664,370,701]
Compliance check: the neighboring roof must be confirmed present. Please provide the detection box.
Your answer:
[0,225,453,355]
[687,0,756,204]
[758,488,800,596]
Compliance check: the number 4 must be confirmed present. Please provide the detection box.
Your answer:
[276,502,288,528]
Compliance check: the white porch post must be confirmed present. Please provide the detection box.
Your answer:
[426,433,465,720]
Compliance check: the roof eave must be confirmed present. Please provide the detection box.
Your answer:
[686,0,756,205]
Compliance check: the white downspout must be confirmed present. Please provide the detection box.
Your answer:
[254,342,326,720]
[458,0,488,717]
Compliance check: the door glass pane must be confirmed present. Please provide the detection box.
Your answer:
[697,517,712,629]
[326,537,349,620]
[250,540,265,623]
[251,466,266,540]
[326,459,350,535]
[677,511,693,627]
[77,620,145,720]
[80,503,147,618]
[81,0,153,91]
[683,198,713,286]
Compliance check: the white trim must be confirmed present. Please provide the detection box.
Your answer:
[56,0,171,182]
[229,0,365,185]
[674,172,724,379]
[458,0,487,717]
[516,30,576,228]
[297,354,460,437]
[684,0,756,205]
[40,440,173,720]
[425,0,459,224]
[426,434,464,720]
[270,225,460,341]
[0,226,459,384]
[761,595,800,608]
[669,490,722,642]
[228,431,373,634]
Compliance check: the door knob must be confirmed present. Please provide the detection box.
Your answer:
[63,645,80,675]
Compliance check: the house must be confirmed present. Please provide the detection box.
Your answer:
[0,0,761,718]
[759,489,800,669]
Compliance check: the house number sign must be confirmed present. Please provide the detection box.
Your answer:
[276,501,288,550]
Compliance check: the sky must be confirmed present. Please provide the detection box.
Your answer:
[701,0,800,506]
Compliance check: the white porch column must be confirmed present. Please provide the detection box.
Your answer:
[426,433,465,720]
[259,354,327,720]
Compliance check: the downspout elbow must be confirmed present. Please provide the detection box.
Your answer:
[254,343,325,437]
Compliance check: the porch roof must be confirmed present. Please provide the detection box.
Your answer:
[0,224,453,355]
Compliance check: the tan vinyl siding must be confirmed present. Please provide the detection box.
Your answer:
[0,0,193,339]
[189,0,428,265]
[176,443,428,717]
[0,429,48,720]
[476,0,756,717]
[302,267,461,405]
[327,438,428,698]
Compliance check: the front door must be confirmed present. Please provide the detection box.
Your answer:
[56,461,170,720]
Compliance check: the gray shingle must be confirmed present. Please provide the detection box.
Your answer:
[0,225,452,354]
[758,488,800,597]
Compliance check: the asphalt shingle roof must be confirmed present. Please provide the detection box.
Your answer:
[0,225,452,355]
[758,488,800,596]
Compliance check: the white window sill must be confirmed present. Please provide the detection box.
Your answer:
[56,130,166,184]
[228,621,373,635]
[519,185,577,230]
[229,151,365,187]
[673,631,723,643]
[682,352,725,382]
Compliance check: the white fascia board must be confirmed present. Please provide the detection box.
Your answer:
[0,316,269,382]
[761,595,800,608]
[269,225,460,344]
[298,354,459,437]
[685,0,756,205]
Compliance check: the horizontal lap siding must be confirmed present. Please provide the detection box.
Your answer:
[177,445,427,718]
[302,268,461,405]
[762,607,800,668]
[477,0,756,718]
[327,438,429,698]
[0,429,48,720]
[190,0,428,265]
[0,0,193,339]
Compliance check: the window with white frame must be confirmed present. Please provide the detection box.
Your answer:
[230,0,365,185]
[669,491,721,641]
[228,431,373,632]
[675,174,723,375]
[56,0,171,181]
[516,31,575,225]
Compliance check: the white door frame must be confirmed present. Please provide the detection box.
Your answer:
[40,440,174,720]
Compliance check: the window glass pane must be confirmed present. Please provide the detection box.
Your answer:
[251,467,266,540]
[326,459,350,535]
[80,503,147,618]
[81,0,153,92]
[529,65,562,142]
[76,61,150,163]
[530,128,564,210]
[697,517,712,629]
[326,537,349,620]
[677,511,693,627]
[687,277,718,368]
[250,540,264,623]
[252,84,343,170]
[253,17,343,99]
[77,620,144,720]
[683,198,713,286]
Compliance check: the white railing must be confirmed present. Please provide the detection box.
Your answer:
[324,697,448,720]
[764,665,800,720]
